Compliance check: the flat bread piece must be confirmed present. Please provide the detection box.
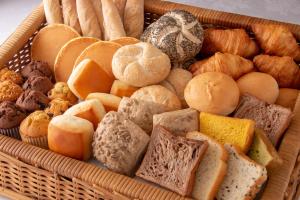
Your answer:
[31,24,80,71]
[186,131,228,200]
[111,37,140,46]
[216,144,267,200]
[74,41,121,78]
[54,37,98,82]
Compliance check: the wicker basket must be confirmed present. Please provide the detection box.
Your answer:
[0,1,300,199]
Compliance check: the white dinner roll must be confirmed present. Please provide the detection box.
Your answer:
[112,42,171,87]
[131,85,181,111]
[237,72,279,104]
[184,72,240,115]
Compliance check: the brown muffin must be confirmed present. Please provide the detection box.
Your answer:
[23,75,53,94]
[16,90,50,112]
[21,61,53,79]
[0,80,23,102]
[20,110,50,148]
[0,68,23,85]
[48,82,78,105]
[45,98,70,117]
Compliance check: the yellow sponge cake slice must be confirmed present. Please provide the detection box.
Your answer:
[200,112,255,152]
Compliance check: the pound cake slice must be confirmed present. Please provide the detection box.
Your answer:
[186,131,228,200]
[217,144,267,200]
[234,94,293,146]
[248,129,282,169]
[200,112,255,152]
[136,125,208,196]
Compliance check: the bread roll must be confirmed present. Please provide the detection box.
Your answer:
[112,42,171,87]
[237,72,279,104]
[124,0,144,38]
[113,0,127,21]
[48,115,94,161]
[275,88,299,110]
[110,80,139,97]
[76,0,102,38]
[101,0,126,40]
[64,99,106,130]
[184,72,240,115]
[43,0,63,24]
[86,93,121,112]
[61,0,82,34]
[90,0,105,39]
[131,85,181,111]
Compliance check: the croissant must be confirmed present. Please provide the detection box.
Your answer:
[254,54,300,88]
[252,24,300,62]
[190,52,254,80]
[201,28,259,58]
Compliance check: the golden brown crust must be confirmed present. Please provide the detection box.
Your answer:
[275,88,299,110]
[45,98,71,117]
[0,81,23,102]
[48,82,78,105]
[20,111,50,138]
[0,68,23,85]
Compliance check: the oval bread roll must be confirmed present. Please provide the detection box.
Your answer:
[77,0,102,38]
[43,0,63,24]
[61,0,82,34]
[131,85,181,111]
[112,42,171,87]
[124,0,144,38]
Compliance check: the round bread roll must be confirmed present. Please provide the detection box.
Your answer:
[131,85,181,111]
[237,72,279,104]
[184,72,240,115]
[141,10,204,63]
[48,115,94,161]
[112,42,171,87]
[275,88,299,109]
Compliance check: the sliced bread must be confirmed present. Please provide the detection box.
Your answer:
[200,112,255,152]
[248,129,282,169]
[186,131,228,200]
[217,144,267,200]
[136,125,208,196]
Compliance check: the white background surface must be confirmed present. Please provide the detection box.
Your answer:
[0,0,299,199]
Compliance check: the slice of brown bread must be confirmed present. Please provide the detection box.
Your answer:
[186,131,228,200]
[234,94,293,146]
[136,125,208,196]
[216,144,267,200]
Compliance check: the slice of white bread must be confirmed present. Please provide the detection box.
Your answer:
[217,144,267,200]
[186,131,228,200]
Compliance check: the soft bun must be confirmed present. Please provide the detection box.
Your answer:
[275,88,299,109]
[184,72,240,115]
[112,42,171,87]
[237,72,279,104]
[48,115,94,161]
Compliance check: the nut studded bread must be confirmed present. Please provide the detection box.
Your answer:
[216,144,267,200]
[234,94,293,146]
[136,125,208,196]
[186,132,228,200]
[93,111,150,176]
[118,97,167,134]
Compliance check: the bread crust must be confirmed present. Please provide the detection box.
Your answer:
[43,0,63,24]
[61,0,82,34]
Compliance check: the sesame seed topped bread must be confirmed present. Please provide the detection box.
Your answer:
[136,125,208,196]
[153,108,199,136]
[217,144,267,200]
[200,112,255,153]
[186,131,228,200]
[234,94,293,146]
[248,129,282,169]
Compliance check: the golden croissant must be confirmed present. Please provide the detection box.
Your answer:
[252,24,300,62]
[190,52,254,80]
[254,54,300,88]
[201,28,259,58]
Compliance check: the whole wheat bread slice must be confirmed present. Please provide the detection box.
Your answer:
[217,144,267,200]
[136,125,208,196]
[186,131,228,200]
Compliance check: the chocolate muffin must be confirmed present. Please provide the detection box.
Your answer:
[0,101,26,129]
[23,76,53,94]
[21,61,53,79]
[16,90,50,112]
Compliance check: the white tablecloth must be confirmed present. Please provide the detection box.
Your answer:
[0,0,299,199]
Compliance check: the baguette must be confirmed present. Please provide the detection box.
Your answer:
[76,0,102,38]
[61,0,82,34]
[43,0,63,24]
[101,0,126,40]
[90,0,105,40]
[113,0,127,21]
[124,0,144,38]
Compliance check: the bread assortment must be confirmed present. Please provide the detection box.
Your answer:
[6,4,299,199]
